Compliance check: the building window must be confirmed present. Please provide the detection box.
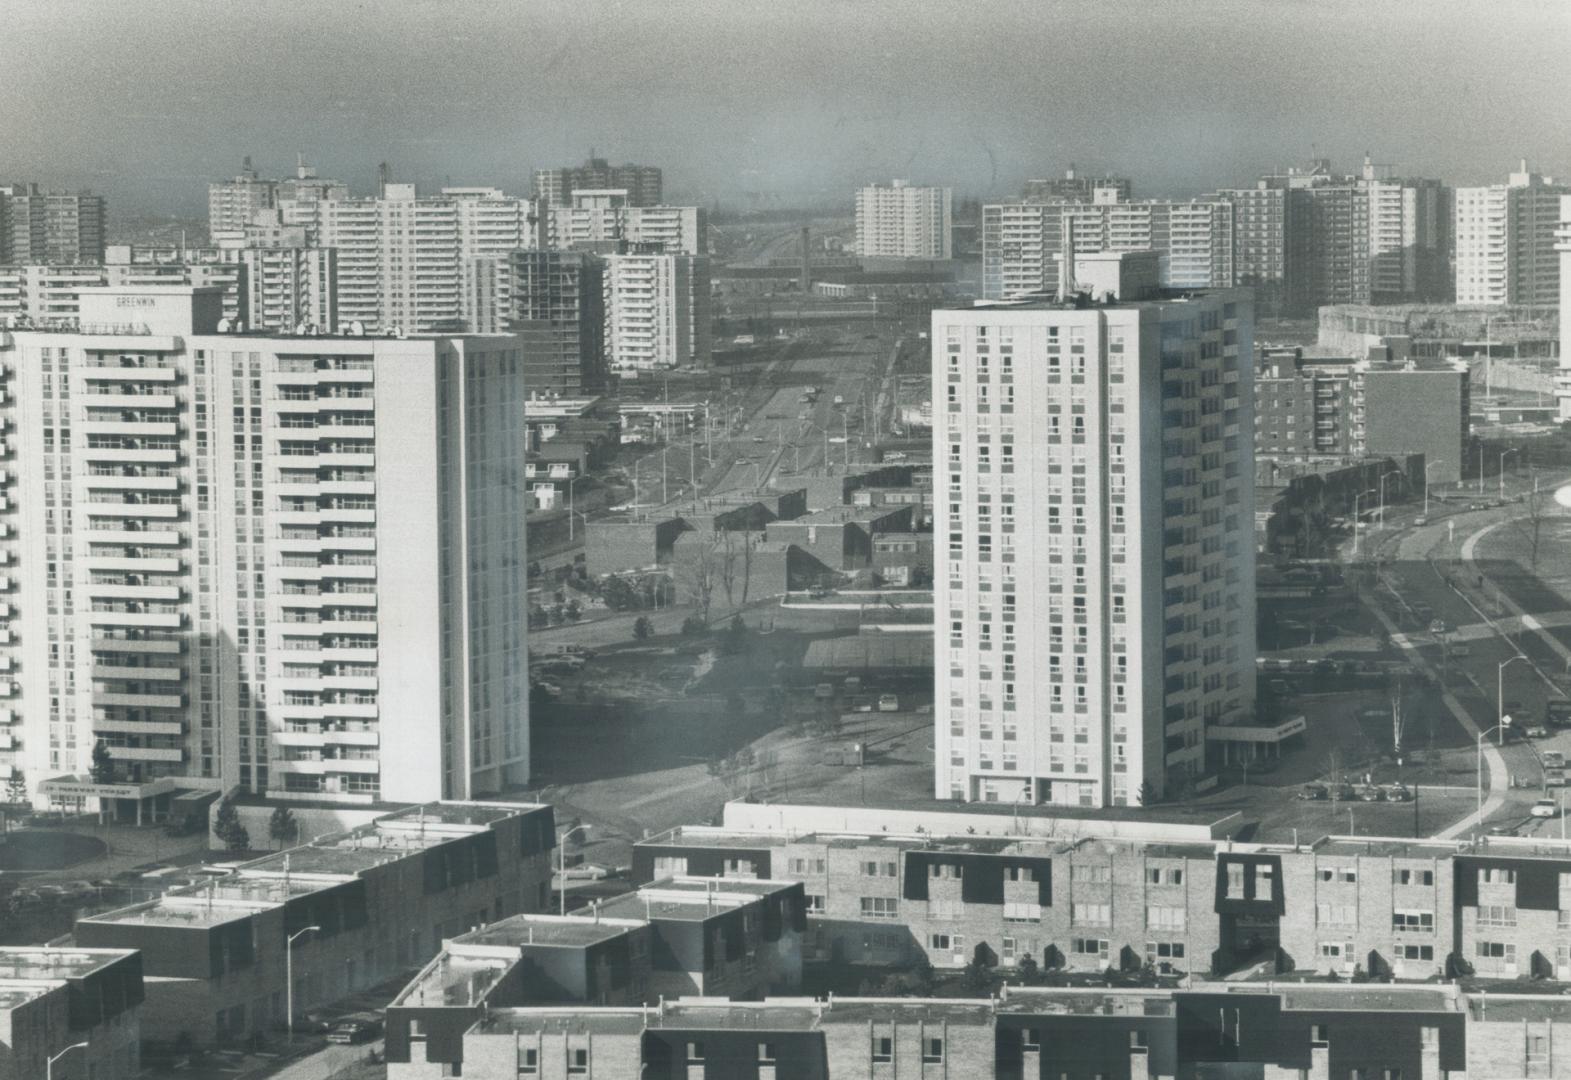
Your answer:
[1479,867,1516,886]
[806,894,825,914]
[922,1038,944,1064]
[1476,904,1517,928]
[686,1042,704,1063]
[1071,937,1110,959]
[1072,902,1111,926]
[872,1036,893,1063]
[569,1048,588,1075]
[1392,911,1434,934]
[758,1043,776,1065]
[860,897,898,919]
[518,1047,538,1075]
[1393,869,1434,886]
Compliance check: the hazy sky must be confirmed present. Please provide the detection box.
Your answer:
[4,0,1568,217]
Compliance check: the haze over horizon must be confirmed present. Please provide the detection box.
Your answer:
[4,0,1568,219]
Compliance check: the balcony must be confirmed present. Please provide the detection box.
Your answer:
[91,690,185,709]
[92,718,184,737]
[91,664,183,681]
[104,745,185,762]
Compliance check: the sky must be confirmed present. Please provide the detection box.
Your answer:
[3,0,1568,218]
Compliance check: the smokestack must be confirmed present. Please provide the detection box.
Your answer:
[800,226,811,294]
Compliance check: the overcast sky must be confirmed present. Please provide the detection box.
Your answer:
[4,0,1568,217]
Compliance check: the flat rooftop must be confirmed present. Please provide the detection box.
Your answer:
[1315,838,1460,860]
[1465,996,1570,1022]
[81,896,272,929]
[473,1008,653,1037]
[1277,987,1459,1013]
[0,948,129,982]
[456,914,640,950]
[649,1003,823,1031]
[393,953,512,1009]
[590,878,793,923]
[824,999,995,1025]
[998,989,1175,1017]
[644,826,1227,862]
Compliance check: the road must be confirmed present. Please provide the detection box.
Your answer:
[1351,471,1571,836]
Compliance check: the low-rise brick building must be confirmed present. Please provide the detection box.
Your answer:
[0,947,144,1080]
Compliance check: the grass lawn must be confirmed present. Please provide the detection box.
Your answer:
[0,829,106,870]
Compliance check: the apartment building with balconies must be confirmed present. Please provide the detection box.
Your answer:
[1456,161,1567,307]
[0,284,529,811]
[545,190,705,256]
[856,181,953,260]
[933,265,1255,807]
[0,184,107,265]
[604,252,711,370]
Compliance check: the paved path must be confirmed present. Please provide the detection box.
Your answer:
[258,1040,380,1080]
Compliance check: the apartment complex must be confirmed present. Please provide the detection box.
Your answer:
[856,180,953,260]
[1255,348,1470,483]
[0,947,144,1080]
[532,156,663,207]
[510,249,607,394]
[1455,161,1568,307]
[1208,184,1289,310]
[1022,167,1133,203]
[305,183,534,333]
[416,984,1483,1080]
[75,801,557,1048]
[0,285,530,812]
[207,156,347,234]
[641,810,1571,995]
[545,190,705,255]
[934,260,1255,806]
[604,253,711,370]
[1558,196,1571,421]
[980,194,1235,299]
[0,184,107,265]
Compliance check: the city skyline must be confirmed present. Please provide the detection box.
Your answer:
[4,1,1568,218]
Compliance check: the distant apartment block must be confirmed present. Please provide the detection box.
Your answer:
[1557,196,1571,420]
[546,190,705,255]
[934,267,1255,806]
[208,155,346,234]
[532,156,663,207]
[0,183,107,264]
[981,194,1235,299]
[1254,348,1470,484]
[0,285,530,812]
[510,249,607,393]
[306,183,534,333]
[1455,160,1567,307]
[856,180,953,260]
[1022,166,1133,203]
[604,252,711,370]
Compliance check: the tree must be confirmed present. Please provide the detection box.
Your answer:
[5,770,25,806]
[1511,477,1549,570]
[633,616,653,641]
[268,806,299,851]
[213,799,250,854]
[1016,953,1040,984]
[89,740,115,784]
[1389,676,1408,760]
[676,533,719,626]
[1135,780,1158,807]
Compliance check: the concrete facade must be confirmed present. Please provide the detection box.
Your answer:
[0,947,143,1080]
[857,181,953,260]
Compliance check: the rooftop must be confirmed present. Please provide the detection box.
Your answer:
[1276,986,1459,1013]
[1465,995,1571,1023]
[392,953,513,1009]
[81,896,272,929]
[649,1002,824,1031]
[455,914,643,950]
[589,878,794,923]
[823,999,995,1025]
[473,1008,653,1037]
[0,947,131,982]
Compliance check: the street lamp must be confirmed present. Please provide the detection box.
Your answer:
[286,925,320,1042]
[567,475,583,541]
[558,824,592,915]
[1478,720,1514,824]
[1378,470,1404,531]
[46,1042,89,1080]
[1499,654,1530,741]
[1423,460,1444,517]
[1499,448,1520,502]
[1352,488,1378,557]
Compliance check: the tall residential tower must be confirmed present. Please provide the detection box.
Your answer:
[933,254,1255,807]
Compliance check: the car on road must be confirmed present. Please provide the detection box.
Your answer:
[1414,515,1428,526]
[1298,783,1328,800]
[1428,619,1447,634]
[1544,751,1566,769]
[751,435,764,442]
[877,694,900,712]
[327,1015,384,1044]
[814,683,835,700]
[1526,726,1552,740]
[1532,799,1560,819]
[1468,502,1487,511]
[1488,822,1518,836]
[1449,644,1471,659]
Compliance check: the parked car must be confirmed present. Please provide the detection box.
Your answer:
[1526,726,1552,740]
[1384,783,1413,802]
[1332,783,1358,802]
[1531,799,1559,819]
[1413,515,1428,526]
[1357,785,1386,802]
[326,1015,383,1044]
[878,694,900,712]
[1298,783,1328,801]
[1428,619,1447,635]
[814,683,835,700]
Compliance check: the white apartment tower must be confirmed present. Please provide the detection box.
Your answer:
[1557,196,1571,421]
[603,253,711,370]
[546,190,706,255]
[933,260,1255,807]
[856,180,953,260]
[308,184,535,334]
[1455,161,1568,306]
[0,285,530,812]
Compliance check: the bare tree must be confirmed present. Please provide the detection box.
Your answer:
[716,530,741,611]
[1389,676,1407,759]
[677,532,719,624]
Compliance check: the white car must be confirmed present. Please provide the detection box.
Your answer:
[1531,799,1559,819]
[878,694,900,713]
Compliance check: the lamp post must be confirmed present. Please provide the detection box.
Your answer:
[1499,448,1520,502]
[286,924,320,1042]
[1352,488,1377,557]
[46,1042,89,1080]
[1423,460,1444,517]
[567,475,583,541]
[1499,654,1530,743]
[558,824,592,916]
[1477,720,1514,824]
[1378,470,1404,531]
